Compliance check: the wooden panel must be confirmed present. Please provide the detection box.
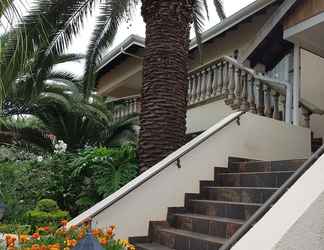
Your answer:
[283,0,324,29]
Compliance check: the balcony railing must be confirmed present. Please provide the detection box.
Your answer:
[111,56,324,126]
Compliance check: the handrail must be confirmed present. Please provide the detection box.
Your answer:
[300,98,324,115]
[67,111,245,227]
[107,94,140,104]
[189,55,287,94]
[219,143,324,250]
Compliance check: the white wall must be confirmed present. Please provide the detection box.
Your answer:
[186,101,233,133]
[232,153,324,250]
[68,113,310,240]
[301,49,324,139]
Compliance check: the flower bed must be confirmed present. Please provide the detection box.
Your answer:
[3,221,135,250]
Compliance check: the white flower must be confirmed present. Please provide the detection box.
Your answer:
[54,140,67,154]
[37,156,43,162]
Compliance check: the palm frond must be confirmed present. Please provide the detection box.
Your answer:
[192,0,205,63]
[83,0,136,98]
[213,0,226,20]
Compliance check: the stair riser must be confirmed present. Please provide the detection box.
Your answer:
[201,187,276,203]
[216,172,293,188]
[170,215,242,238]
[227,160,305,173]
[153,229,222,250]
[189,201,260,220]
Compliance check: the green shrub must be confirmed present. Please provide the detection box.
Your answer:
[24,199,70,228]
[0,224,31,234]
[36,199,59,212]
[24,209,69,228]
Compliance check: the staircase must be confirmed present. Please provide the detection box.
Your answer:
[130,158,306,250]
[311,133,323,153]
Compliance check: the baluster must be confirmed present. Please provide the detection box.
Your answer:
[255,79,264,116]
[226,64,235,104]
[249,75,257,113]
[196,72,202,102]
[233,68,242,108]
[205,67,212,99]
[272,90,280,120]
[211,65,218,97]
[240,71,249,111]
[264,85,272,118]
[280,95,286,121]
[216,63,223,96]
[124,101,129,117]
[301,107,311,128]
[120,106,125,120]
[223,62,230,98]
[200,69,207,101]
[129,99,134,114]
[190,75,197,105]
[187,76,192,105]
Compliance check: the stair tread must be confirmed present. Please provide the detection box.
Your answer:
[159,228,227,244]
[135,243,174,250]
[173,213,245,224]
[190,199,262,206]
[231,159,306,164]
[204,186,278,190]
[218,171,295,175]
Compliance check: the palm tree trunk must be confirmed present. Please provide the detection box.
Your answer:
[139,0,193,172]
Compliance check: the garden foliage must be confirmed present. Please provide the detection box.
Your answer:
[0,144,138,225]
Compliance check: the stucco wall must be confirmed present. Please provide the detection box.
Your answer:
[232,153,324,250]
[189,5,277,69]
[300,49,324,139]
[69,113,310,240]
[186,100,233,133]
[274,192,324,250]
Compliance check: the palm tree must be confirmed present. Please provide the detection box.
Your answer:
[0,0,225,171]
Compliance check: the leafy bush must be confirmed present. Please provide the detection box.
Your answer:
[24,199,69,228]
[72,144,138,197]
[36,199,59,212]
[0,144,138,224]
[0,224,31,234]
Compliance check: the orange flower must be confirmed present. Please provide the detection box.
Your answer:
[99,237,108,245]
[111,224,116,230]
[20,234,29,243]
[32,233,40,240]
[66,239,77,247]
[106,227,113,236]
[61,220,68,227]
[31,244,40,250]
[48,243,60,250]
[92,228,102,237]
[5,235,17,247]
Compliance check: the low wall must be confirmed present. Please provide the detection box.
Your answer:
[186,100,233,133]
[69,112,311,239]
[232,153,324,250]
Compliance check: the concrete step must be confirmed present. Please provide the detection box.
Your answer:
[201,186,278,203]
[169,213,244,238]
[135,243,174,250]
[215,171,294,188]
[226,159,305,173]
[188,200,262,220]
[155,227,226,250]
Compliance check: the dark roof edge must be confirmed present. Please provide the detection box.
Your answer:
[96,34,145,72]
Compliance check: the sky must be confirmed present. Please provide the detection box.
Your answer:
[2,0,256,73]
[69,0,256,55]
